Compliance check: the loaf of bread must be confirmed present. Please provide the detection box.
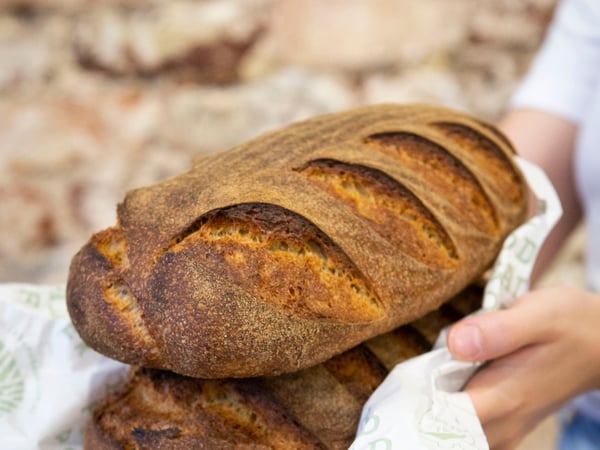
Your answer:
[85,285,483,450]
[67,103,527,378]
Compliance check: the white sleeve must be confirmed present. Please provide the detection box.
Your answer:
[510,0,600,123]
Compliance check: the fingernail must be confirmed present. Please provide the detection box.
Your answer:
[451,324,483,360]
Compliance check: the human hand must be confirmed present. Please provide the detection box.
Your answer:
[447,284,600,450]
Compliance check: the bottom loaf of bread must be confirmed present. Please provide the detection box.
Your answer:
[84,285,482,450]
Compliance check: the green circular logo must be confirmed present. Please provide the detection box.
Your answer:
[0,341,24,416]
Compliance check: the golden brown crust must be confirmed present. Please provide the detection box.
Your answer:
[88,368,328,450]
[85,286,482,450]
[67,103,527,378]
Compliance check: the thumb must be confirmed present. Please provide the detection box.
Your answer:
[447,319,487,361]
[447,294,550,361]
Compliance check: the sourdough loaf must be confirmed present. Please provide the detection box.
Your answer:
[85,286,483,450]
[67,103,527,378]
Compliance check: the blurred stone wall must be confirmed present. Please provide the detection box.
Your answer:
[0,0,559,283]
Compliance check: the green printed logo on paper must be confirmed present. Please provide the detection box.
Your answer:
[0,341,25,416]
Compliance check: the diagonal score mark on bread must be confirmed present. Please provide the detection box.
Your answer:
[429,121,524,204]
[295,158,458,268]
[193,380,273,440]
[87,227,160,359]
[162,202,384,322]
[92,226,130,269]
[363,131,500,234]
[92,227,154,347]
[474,119,517,154]
[102,280,157,350]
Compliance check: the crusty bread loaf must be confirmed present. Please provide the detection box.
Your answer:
[67,103,527,378]
[85,286,483,450]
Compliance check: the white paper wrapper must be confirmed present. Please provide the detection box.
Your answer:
[0,283,128,450]
[0,159,561,450]
[350,157,563,450]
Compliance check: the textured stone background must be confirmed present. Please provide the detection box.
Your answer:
[1,0,587,447]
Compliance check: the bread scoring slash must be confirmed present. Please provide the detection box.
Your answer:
[66,103,528,378]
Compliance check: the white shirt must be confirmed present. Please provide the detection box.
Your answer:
[509,0,600,422]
